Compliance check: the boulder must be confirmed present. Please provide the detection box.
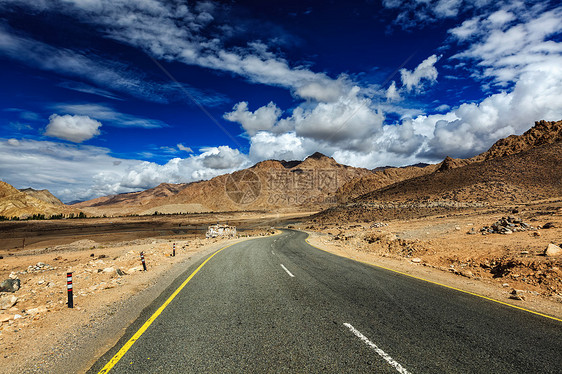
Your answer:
[0,295,18,310]
[0,278,21,293]
[545,243,561,257]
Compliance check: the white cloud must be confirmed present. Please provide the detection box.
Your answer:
[385,81,401,102]
[226,86,385,153]
[177,144,193,153]
[223,101,284,136]
[52,103,168,129]
[45,114,102,143]
[248,132,308,162]
[7,138,20,146]
[400,54,440,93]
[382,0,494,29]
[0,0,348,103]
[0,138,250,203]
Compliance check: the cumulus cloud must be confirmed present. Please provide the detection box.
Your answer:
[223,101,284,136]
[0,138,250,203]
[226,86,385,154]
[45,114,102,143]
[400,54,440,93]
[385,81,401,102]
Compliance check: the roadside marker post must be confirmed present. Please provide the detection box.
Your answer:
[172,243,176,257]
[67,272,73,308]
[140,252,147,271]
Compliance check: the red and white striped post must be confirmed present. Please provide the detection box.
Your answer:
[67,272,73,308]
[140,252,147,271]
[172,243,176,257]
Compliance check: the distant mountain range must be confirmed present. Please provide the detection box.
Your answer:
[1,119,561,219]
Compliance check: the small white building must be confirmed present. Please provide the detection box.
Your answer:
[206,224,237,238]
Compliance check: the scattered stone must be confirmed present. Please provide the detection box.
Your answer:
[37,280,45,285]
[480,216,534,234]
[502,283,510,287]
[532,232,541,237]
[460,270,474,278]
[520,251,529,255]
[411,258,422,263]
[102,267,115,274]
[0,279,20,293]
[128,266,143,273]
[509,289,525,301]
[13,314,22,320]
[0,314,12,323]
[543,222,556,229]
[370,222,388,228]
[544,243,561,257]
[0,295,17,310]
[467,228,477,235]
[116,268,126,276]
[26,306,48,315]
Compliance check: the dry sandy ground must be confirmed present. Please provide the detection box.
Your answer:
[0,213,292,374]
[1,206,560,373]
[300,201,562,320]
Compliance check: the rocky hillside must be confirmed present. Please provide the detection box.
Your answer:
[471,120,562,162]
[335,119,562,203]
[73,153,372,216]
[0,181,72,218]
[18,188,63,206]
[313,119,562,223]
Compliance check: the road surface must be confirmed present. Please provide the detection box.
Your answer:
[89,230,561,373]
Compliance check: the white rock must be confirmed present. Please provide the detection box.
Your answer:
[544,243,561,257]
[411,258,422,263]
[26,306,48,315]
[0,295,18,310]
[13,314,22,320]
[102,267,115,274]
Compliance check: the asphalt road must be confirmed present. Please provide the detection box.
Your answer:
[89,230,562,373]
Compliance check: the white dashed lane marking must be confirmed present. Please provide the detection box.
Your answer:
[280,264,295,278]
[344,323,410,374]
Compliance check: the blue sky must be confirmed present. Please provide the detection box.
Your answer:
[0,0,561,202]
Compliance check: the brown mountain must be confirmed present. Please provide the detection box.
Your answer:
[470,120,562,162]
[74,153,372,216]
[19,188,63,206]
[0,181,72,218]
[314,119,562,222]
[334,119,562,203]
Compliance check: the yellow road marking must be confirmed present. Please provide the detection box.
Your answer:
[305,237,562,323]
[98,242,237,373]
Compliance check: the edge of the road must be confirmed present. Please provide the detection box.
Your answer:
[299,229,562,323]
[86,231,283,374]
